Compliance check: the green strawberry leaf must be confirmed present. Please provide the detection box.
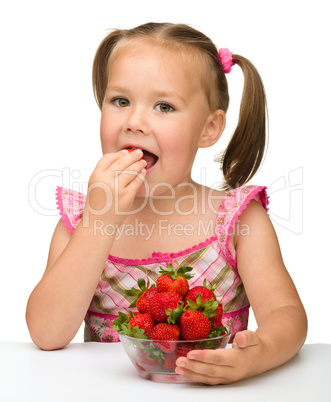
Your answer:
[131,326,149,339]
[143,343,165,362]
[137,278,146,291]
[124,279,155,308]
[158,261,194,280]
[111,312,130,334]
[177,265,194,280]
[165,301,184,324]
[202,278,217,292]
[208,325,228,338]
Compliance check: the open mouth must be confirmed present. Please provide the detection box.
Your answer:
[124,147,158,170]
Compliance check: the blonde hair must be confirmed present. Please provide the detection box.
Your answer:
[92,22,267,190]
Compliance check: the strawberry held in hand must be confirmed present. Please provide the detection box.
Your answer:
[156,261,194,297]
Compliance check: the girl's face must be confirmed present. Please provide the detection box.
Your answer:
[100,40,215,197]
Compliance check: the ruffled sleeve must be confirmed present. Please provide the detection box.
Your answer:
[56,187,86,234]
[216,185,269,271]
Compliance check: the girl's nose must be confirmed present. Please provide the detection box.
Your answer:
[125,107,150,135]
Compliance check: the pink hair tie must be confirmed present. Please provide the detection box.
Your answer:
[218,48,234,74]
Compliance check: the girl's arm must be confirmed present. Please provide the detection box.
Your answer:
[175,200,308,384]
[26,150,146,350]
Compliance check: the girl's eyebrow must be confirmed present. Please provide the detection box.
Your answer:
[152,90,185,102]
[105,85,126,93]
[106,85,185,102]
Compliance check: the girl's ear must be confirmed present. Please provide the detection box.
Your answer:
[198,109,226,148]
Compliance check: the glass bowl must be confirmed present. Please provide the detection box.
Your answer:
[118,327,231,383]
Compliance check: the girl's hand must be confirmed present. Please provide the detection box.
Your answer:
[84,149,147,226]
[175,330,265,385]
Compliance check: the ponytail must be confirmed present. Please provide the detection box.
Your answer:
[219,55,268,190]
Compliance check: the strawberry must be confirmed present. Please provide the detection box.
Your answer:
[129,313,155,336]
[150,291,182,323]
[184,285,216,306]
[163,344,193,370]
[135,363,146,372]
[125,147,143,160]
[149,323,180,353]
[210,303,223,328]
[156,261,194,297]
[136,287,158,314]
[125,278,156,313]
[179,310,211,340]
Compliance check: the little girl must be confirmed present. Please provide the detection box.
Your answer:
[26,22,307,385]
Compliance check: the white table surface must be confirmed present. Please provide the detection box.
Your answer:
[0,342,330,402]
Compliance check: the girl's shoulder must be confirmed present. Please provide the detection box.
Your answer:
[213,184,269,270]
[206,184,269,217]
[219,184,269,214]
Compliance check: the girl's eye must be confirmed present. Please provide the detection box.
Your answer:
[155,103,174,113]
[112,98,130,107]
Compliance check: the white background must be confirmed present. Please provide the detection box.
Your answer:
[0,0,330,344]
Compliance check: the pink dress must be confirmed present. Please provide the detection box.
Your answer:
[56,185,269,343]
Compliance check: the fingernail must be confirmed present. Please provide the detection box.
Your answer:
[120,149,129,154]
[134,149,143,154]
[187,354,196,360]
[176,368,185,375]
[177,362,185,367]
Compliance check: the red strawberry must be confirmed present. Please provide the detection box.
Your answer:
[210,303,223,328]
[163,344,193,370]
[125,147,143,160]
[125,278,156,313]
[129,313,155,336]
[149,323,180,353]
[184,285,216,306]
[179,310,211,340]
[136,287,158,314]
[150,291,182,323]
[156,261,194,297]
[135,363,146,372]
[163,353,178,370]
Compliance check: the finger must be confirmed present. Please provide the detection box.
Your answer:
[232,330,258,349]
[111,149,144,174]
[174,362,233,385]
[181,348,234,367]
[96,150,128,171]
[115,160,147,186]
[120,167,147,190]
